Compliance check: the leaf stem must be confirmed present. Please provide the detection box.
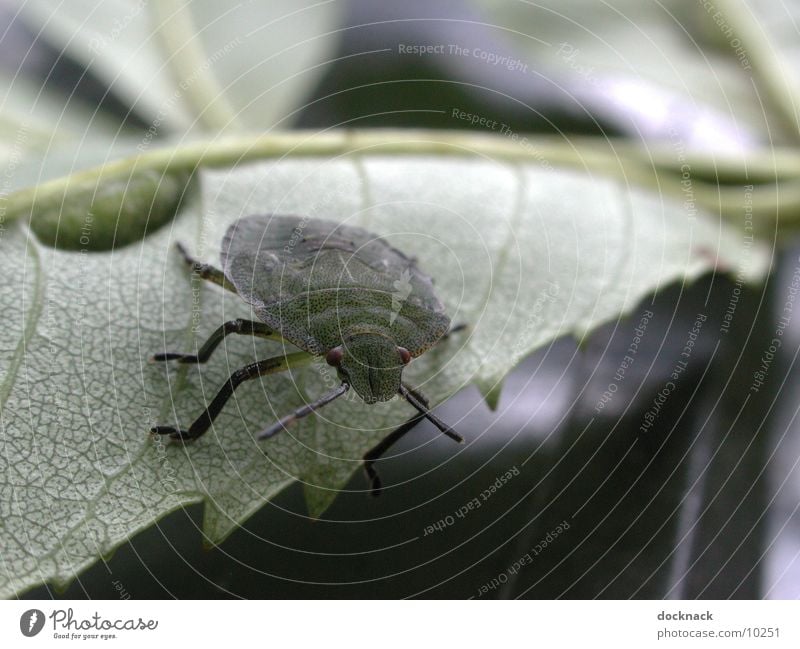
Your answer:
[150,0,242,131]
[712,0,800,144]
[5,130,800,233]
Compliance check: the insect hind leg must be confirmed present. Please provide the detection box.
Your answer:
[175,242,236,292]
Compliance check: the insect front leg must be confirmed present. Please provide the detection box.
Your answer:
[362,412,425,497]
[257,383,350,440]
[175,241,237,292]
[363,384,463,497]
[151,319,282,364]
[151,351,314,441]
[437,323,468,343]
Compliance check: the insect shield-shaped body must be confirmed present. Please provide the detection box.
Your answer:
[224,215,449,403]
[151,215,463,494]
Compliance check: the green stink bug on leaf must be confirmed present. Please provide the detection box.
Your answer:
[151,214,464,495]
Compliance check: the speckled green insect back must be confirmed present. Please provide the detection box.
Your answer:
[151,215,464,495]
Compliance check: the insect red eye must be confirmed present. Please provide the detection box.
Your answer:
[398,347,412,365]
[326,346,344,366]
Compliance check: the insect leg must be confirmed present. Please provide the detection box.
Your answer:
[402,383,430,408]
[175,242,237,292]
[151,351,314,441]
[257,383,350,440]
[400,383,463,443]
[362,412,425,497]
[151,319,282,364]
[437,322,468,343]
[363,385,463,497]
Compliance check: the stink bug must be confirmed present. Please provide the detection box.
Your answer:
[151,215,463,494]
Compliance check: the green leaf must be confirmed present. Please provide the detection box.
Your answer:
[13,0,341,134]
[0,73,140,195]
[149,0,341,131]
[0,143,768,597]
[13,0,193,133]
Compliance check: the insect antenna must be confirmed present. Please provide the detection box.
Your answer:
[399,384,463,443]
[258,383,350,440]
